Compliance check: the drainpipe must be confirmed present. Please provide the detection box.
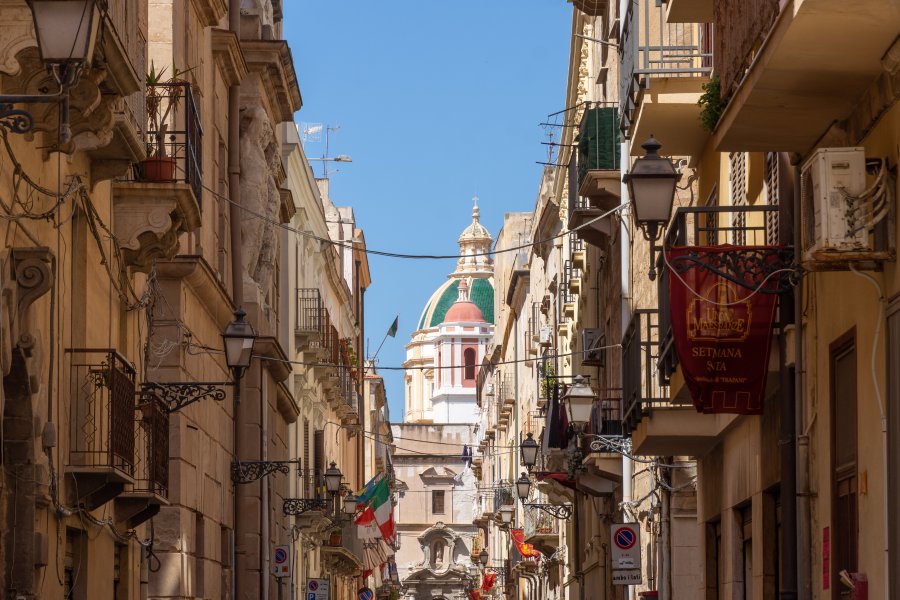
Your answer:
[620,130,634,600]
[261,369,270,599]
[228,3,243,599]
[779,161,801,600]
[355,258,364,486]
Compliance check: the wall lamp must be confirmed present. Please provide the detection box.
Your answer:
[623,136,679,280]
[515,472,573,520]
[0,1,101,142]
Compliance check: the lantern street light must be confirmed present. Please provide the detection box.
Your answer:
[479,548,489,567]
[343,493,359,516]
[222,308,258,384]
[324,462,343,495]
[562,375,597,429]
[623,136,679,280]
[520,432,539,470]
[515,472,572,520]
[498,504,515,525]
[515,473,532,502]
[0,1,101,141]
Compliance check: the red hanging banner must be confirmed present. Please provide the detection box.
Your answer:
[666,245,782,415]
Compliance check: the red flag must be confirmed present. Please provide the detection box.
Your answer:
[666,245,781,414]
[510,528,541,559]
[482,573,497,591]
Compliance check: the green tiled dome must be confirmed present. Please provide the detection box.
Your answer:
[417,277,494,330]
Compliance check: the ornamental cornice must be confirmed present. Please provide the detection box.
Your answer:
[211,28,249,86]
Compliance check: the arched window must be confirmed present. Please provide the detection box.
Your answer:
[464,348,476,380]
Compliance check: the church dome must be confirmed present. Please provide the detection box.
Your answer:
[417,278,494,330]
[444,280,486,323]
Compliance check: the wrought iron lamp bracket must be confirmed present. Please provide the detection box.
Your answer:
[523,502,573,520]
[283,498,329,515]
[141,381,231,413]
[666,246,796,294]
[231,460,301,484]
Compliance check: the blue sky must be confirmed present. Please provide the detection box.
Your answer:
[284,1,572,420]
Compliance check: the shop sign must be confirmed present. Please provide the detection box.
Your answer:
[667,246,781,414]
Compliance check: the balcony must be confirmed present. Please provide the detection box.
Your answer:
[582,391,624,482]
[65,349,136,510]
[713,0,900,151]
[321,520,364,577]
[286,468,332,533]
[116,395,169,528]
[523,505,560,555]
[569,0,609,16]
[295,288,324,347]
[113,82,202,272]
[493,485,515,518]
[567,107,620,248]
[620,0,712,159]
[665,0,713,24]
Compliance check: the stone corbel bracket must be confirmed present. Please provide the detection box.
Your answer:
[0,247,52,376]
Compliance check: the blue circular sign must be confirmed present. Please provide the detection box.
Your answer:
[614,527,636,550]
[358,587,374,600]
[275,547,288,564]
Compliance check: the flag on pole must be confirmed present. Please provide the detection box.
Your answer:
[355,475,395,543]
[387,315,399,338]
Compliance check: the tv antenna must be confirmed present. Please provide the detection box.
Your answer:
[300,122,323,143]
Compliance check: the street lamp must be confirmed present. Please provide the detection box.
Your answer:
[562,375,597,429]
[520,432,539,470]
[308,154,353,163]
[499,504,514,525]
[324,462,343,495]
[623,136,679,280]
[515,473,532,502]
[479,548,489,567]
[29,1,100,68]
[222,308,258,383]
[0,1,101,141]
[343,493,359,516]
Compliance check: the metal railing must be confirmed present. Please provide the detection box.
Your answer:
[523,504,559,540]
[493,485,515,514]
[66,349,137,476]
[132,395,169,496]
[619,0,713,137]
[622,310,669,434]
[576,104,620,188]
[657,205,781,382]
[309,308,332,357]
[134,82,203,201]
[296,288,323,335]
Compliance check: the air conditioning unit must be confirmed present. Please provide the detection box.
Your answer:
[801,147,867,261]
[581,328,606,367]
[539,327,552,347]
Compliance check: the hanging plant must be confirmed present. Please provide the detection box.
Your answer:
[698,75,726,133]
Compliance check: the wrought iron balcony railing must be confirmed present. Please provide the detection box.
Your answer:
[523,504,560,540]
[657,204,782,383]
[493,484,514,514]
[132,395,169,497]
[132,81,203,202]
[619,0,713,138]
[296,288,323,336]
[66,349,137,477]
[622,310,669,435]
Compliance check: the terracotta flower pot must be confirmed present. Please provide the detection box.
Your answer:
[329,531,342,546]
[141,156,176,181]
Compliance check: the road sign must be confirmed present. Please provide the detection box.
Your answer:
[611,523,641,579]
[307,578,329,600]
[612,569,642,584]
[274,545,290,578]
[358,587,374,600]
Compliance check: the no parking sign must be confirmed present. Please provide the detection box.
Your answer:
[611,523,642,584]
[273,545,290,578]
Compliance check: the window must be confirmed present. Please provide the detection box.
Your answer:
[729,152,748,245]
[765,152,780,245]
[464,348,476,380]
[831,331,857,599]
[432,490,446,514]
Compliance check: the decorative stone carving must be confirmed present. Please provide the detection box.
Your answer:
[112,182,201,272]
[0,247,52,376]
[239,105,281,293]
[0,4,145,182]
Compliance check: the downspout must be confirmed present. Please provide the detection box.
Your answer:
[660,465,671,600]
[261,367,270,599]
[620,127,634,600]
[355,258,364,486]
[228,3,242,599]
[779,160,801,600]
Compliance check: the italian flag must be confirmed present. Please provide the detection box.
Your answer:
[355,475,395,544]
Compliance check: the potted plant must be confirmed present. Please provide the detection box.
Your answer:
[328,525,342,546]
[141,61,193,181]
